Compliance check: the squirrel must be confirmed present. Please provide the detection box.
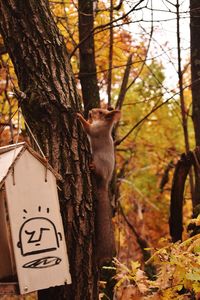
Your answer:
[77,108,121,266]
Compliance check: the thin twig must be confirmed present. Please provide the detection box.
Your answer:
[69,0,145,58]
[115,81,199,146]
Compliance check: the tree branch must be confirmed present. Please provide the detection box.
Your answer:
[115,81,199,146]
[69,0,146,58]
[115,54,133,110]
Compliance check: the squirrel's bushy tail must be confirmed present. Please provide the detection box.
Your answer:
[95,179,116,267]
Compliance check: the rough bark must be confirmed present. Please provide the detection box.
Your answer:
[78,0,100,116]
[190,0,200,207]
[190,0,200,146]
[0,0,97,299]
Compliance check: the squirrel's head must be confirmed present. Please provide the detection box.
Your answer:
[88,108,121,124]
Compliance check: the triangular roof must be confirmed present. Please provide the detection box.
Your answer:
[0,142,62,188]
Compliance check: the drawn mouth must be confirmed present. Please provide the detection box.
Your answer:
[23,256,61,269]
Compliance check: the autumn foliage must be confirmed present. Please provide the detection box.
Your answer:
[0,0,199,299]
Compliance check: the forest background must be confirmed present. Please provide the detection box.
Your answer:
[0,0,200,299]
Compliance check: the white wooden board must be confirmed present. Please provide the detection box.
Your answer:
[5,150,71,294]
[0,190,15,279]
[0,146,23,186]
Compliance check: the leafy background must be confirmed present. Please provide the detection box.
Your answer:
[1,0,199,299]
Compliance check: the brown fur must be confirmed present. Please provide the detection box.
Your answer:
[77,108,121,266]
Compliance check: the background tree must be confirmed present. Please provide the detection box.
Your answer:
[170,0,200,243]
[190,0,200,205]
[190,0,200,147]
[77,0,100,115]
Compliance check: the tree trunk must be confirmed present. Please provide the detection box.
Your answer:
[78,0,100,116]
[190,0,200,206]
[177,0,194,204]
[169,152,193,242]
[0,0,97,299]
[107,0,113,107]
[191,0,200,146]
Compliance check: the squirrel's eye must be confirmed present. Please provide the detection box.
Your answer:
[99,111,102,115]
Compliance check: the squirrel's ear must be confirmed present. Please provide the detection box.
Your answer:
[114,110,121,121]
[106,110,121,121]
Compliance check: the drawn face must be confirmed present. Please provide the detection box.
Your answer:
[18,217,60,257]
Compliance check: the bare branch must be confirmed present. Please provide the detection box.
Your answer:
[115,54,133,110]
[115,80,199,147]
[126,0,154,92]
[119,202,154,267]
[70,0,146,58]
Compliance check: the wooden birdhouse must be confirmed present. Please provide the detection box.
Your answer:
[0,142,71,295]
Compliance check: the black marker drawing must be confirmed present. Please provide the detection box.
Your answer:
[18,207,63,269]
[25,227,50,244]
[23,256,61,269]
[17,217,62,256]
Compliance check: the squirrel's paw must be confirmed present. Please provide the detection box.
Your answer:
[76,112,82,119]
[89,161,96,171]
